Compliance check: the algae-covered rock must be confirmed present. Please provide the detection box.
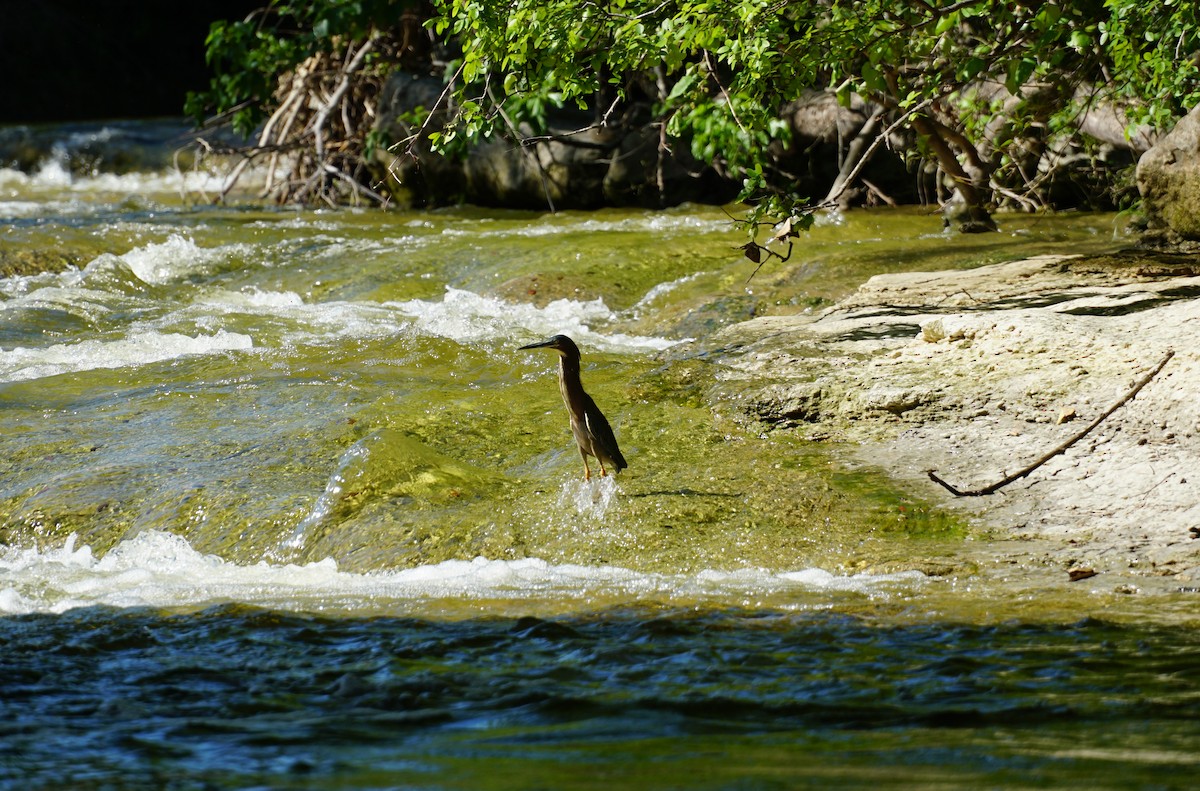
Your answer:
[1137,104,1200,247]
[0,248,80,278]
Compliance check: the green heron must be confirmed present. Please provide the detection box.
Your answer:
[518,334,628,480]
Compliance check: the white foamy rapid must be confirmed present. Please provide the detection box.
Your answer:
[0,531,926,617]
[389,287,683,352]
[0,161,232,196]
[2,237,681,384]
[146,284,673,354]
[1,235,235,301]
[0,236,258,383]
[0,330,253,383]
[118,234,242,284]
[437,212,730,240]
[0,279,668,383]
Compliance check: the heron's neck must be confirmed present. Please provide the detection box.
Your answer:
[557,356,585,411]
[558,355,581,380]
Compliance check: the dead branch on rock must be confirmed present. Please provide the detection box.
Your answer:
[928,349,1176,497]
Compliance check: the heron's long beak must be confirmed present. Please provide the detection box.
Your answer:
[518,339,556,350]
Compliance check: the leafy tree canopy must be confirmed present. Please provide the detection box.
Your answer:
[188,0,1200,230]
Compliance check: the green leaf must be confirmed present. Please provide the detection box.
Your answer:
[963,56,987,81]
[861,62,886,94]
[1005,57,1038,94]
[667,72,699,102]
[934,11,959,35]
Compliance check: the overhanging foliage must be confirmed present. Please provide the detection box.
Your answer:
[187,0,1200,236]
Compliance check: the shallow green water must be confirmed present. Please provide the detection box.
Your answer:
[2,122,1195,788]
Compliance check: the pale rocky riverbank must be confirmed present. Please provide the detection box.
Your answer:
[696,251,1200,586]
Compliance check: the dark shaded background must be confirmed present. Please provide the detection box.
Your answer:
[0,1,262,123]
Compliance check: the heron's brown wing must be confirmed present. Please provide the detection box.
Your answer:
[581,393,627,471]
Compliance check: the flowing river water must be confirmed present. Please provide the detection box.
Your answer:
[2,123,1198,788]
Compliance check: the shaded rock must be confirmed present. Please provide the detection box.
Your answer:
[370,71,739,210]
[1137,103,1200,248]
[370,73,469,207]
[371,76,931,210]
[601,125,737,207]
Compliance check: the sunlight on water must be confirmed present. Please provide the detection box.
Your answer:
[119,233,240,284]
[435,211,731,239]
[6,120,1196,791]
[282,441,373,552]
[0,161,233,196]
[1,233,234,298]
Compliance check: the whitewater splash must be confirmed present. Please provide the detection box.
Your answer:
[556,475,622,517]
[0,234,243,300]
[0,329,253,383]
[389,286,684,352]
[0,160,232,196]
[0,531,927,618]
[0,234,682,385]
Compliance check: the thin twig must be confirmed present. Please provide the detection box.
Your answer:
[393,61,465,160]
[703,50,748,136]
[824,106,885,204]
[928,349,1175,496]
[325,165,389,204]
[826,99,931,206]
[860,177,897,206]
[486,85,558,212]
[744,241,793,282]
[221,150,261,202]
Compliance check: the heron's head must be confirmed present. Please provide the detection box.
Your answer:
[518,334,580,359]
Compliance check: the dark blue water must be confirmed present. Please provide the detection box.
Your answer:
[4,606,1198,789]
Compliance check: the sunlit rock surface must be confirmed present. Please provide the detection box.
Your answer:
[698,252,1200,580]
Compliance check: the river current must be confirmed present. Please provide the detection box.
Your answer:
[2,122,1197,788]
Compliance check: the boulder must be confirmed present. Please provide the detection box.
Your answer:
[1136,103,1200,247]
[693,252,1200,580]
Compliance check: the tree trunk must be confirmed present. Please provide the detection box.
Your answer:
[910,114,997,232]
